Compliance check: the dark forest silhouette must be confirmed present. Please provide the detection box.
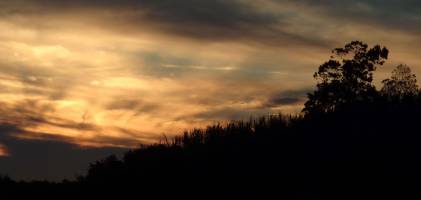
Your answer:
[3,41,421,199]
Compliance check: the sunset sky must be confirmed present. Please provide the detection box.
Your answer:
[0,0,421,180]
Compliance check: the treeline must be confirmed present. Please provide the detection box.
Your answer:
[2,41,421,199]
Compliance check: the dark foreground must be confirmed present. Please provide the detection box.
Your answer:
[2,104,421,199]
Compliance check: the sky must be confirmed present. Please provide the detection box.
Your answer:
[0,0,421,181]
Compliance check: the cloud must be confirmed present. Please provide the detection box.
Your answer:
[269,97,303,105]
[0,108,127,180]
[106,98,159,115]
[0,99,138,181]
[0,144,9,157]
[106,99,142,110]
[0,0,329,47]
[2,0,421,47]
[283,0,421,34]
[265,88,313,107]
[0,99,154,147]
[0,60,74,101]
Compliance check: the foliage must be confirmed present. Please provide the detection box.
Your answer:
[303,41,389,115]
[381,64,419,99]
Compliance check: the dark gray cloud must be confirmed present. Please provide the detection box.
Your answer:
[265,88,313,107]
[1,0,420,47]
[270,97,303,105]
[123,0,318,45]
[0,0,329,47]
[285,0,421,34]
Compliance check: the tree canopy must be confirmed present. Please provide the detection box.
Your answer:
[381,64,418,99]
[303,41,389,115]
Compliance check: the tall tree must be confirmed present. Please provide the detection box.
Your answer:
[303,41,389,115]
[381,64,418,99]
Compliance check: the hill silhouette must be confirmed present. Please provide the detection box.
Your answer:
[2,41,421,199]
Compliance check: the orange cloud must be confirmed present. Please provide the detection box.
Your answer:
[0,144,9,157]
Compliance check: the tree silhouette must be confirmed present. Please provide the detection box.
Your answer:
[381,64,418,100]
[303,41,389,115]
